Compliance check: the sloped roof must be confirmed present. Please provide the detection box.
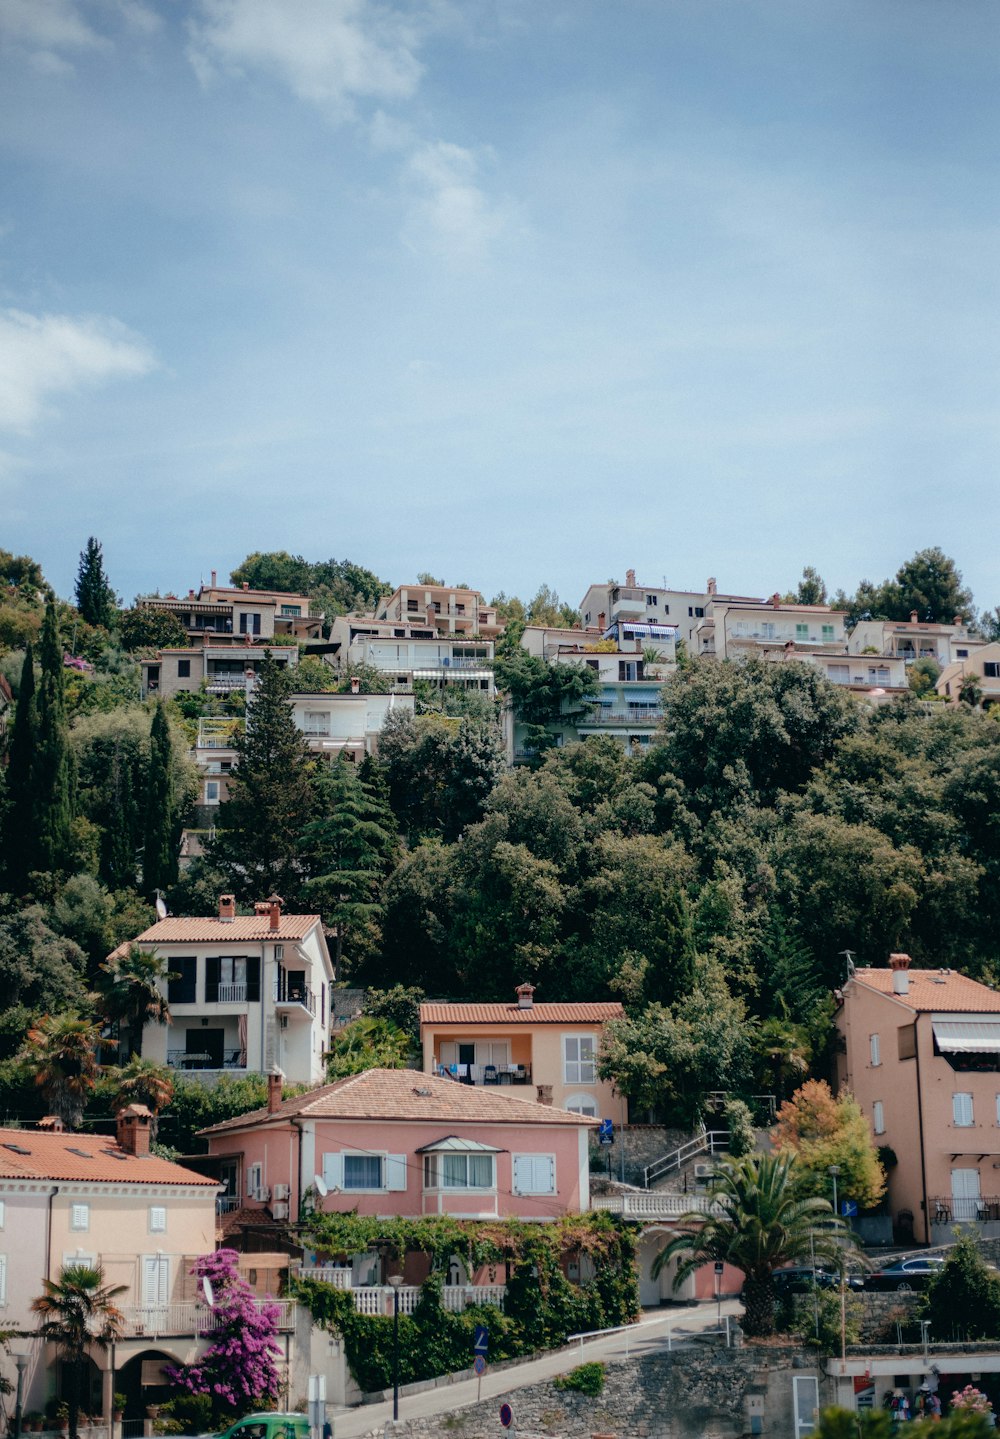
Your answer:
[420,1002,623,1026]
[851,968,1000,1014]
[199,1067,598,1136]
[0,1129,218,1186]
[108,913,321,957]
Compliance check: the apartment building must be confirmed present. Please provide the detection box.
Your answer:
[325,614,495,695]
[850,614,983,669]
[141,642,298,701]
[695,594,848,660]
[111,895,335,1085]
[835,954,1000,1244]
[579,570,763,651]
[136,571,320,645]
[373,583,502,640]
[420,985,625,1119]
[937,641,1000,709]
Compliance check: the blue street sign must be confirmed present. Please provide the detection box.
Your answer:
[499,1403,513,1428]
[473,1355,486,1377]
[473,1323,489,1356]
[841,1199,859,1218]
[598,1118,614,1146]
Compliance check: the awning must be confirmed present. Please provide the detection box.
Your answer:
[932,1019,1000,1053]
[415,1136,504,1155]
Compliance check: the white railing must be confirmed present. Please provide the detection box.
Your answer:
[294,1274,506,1315]
[643,1130,729,1188]
[592,1193,716,1218]
[299,1267,352,1288]
[119,1300,295,1338]
[215,983,247,1003]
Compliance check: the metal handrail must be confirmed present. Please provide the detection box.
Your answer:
[643,1130,729,1189]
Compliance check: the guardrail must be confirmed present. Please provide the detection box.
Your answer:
[293,1274,506,1315]
[643,1130,729,1189]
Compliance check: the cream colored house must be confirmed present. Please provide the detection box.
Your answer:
[420,985,625,1119]
[373,584,502,639]
[136,571,319,645]
[835,954,1000,1244]
[850,614,983,669]
[141,642,299,701]
[579,569,762,652]
[936,641,1000,709]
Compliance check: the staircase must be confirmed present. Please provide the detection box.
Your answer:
[642,1129,729,1190]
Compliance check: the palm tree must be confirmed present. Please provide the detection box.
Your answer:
[98,945,173,1058]
[20,1013,104,1128]
[107,1057,175,1140]
[32,1264,126,1439]
[757,1015,811,1102]
[959,675,984,709]
[652,1151,848,1337]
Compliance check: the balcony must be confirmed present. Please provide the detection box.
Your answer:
[273,979,316,1016]
[592,1193,717,1219]
[166,1047,246,1072]
[119,1299,296,1339]
[197,717,243,748]
[295,1270,506,1315]
[579,705,664,728]
[930,1195,1000,1224]
[433,1062,532,1087]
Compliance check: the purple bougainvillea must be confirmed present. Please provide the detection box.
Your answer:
[165,1250,283,1417]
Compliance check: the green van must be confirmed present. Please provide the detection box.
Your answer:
[215,1413,310,1439]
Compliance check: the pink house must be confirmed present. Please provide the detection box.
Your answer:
[836,954,1000,1244]
[201,1067,596,1225]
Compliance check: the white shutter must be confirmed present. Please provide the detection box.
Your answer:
[952,1168,981,1201]
[0,1199,5,1229]
[322,1153,344,1190]
[0,1255,6,1305]
[872,1102,884,1135]
[513,1155,555,1195]
[385,1155,407,1192]
[70,1203,89,1231]
[953,1093,974,1127]
[142,1256,169,1308]
[870,1034,880,1067]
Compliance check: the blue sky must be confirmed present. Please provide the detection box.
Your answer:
[1,0,999,614]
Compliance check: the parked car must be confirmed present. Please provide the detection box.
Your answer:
[750,1265,864,1296]
[865,1256,946,1292]
[218,1417,309,1439]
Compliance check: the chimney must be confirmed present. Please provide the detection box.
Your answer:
[350,675,361,694]
[889,952,911,996]
[707,577,717,596]
[535,1085,553,1106]
[910,610,918,624]
[772,593,781,608]
[242,581,250,590]
[116,1104,152,1157]
[267,893,283,932]
[188,589,195,598]
[954,614,963,627]
[267,1070,284,1114]
[597,611,606,630]
[38,1115,65,1132]
[211,570,217,587]
[625,568,636,588]
[219,894,236,922]
[515,983,535,1010]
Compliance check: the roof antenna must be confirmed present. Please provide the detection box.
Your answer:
[839,948,856,980]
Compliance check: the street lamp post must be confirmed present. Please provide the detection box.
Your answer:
[13,1353,29,1439]
[387,1274,404,1424]
[828,1165,846,1360]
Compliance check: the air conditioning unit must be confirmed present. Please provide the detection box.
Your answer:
[255,1186,270,1203]
[693,1163,714,1183]
[272,1201,290,1220]
[273,1183,290,1201]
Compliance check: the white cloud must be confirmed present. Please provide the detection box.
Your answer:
[0,0,106,55]
[188,0,423,116]
[0,310,155,433]
[404,140,512,262]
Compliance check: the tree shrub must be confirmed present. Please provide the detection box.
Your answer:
[554,1362,605,1396]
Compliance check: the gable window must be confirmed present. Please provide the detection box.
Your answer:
[70,1203,89,1232]
[564,1035,596,1085]
[423,1152,495,1190]
[953,1093,974,1127]
[870,1034,881,1067]
[566,1095,598,1117]
[513,1154,556,1195]
[872,1101,885,1135]
[149,1206,167,1233]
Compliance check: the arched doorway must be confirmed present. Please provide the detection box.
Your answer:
[116,1350,181,1428]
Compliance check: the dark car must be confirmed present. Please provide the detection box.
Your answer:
[764,1266,864,1295]
[865,1255,946,1292]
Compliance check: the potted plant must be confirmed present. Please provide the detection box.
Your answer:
[113,1394,126,1422]
[55,1400,69,1434]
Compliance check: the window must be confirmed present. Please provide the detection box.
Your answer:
[0,1200,5,1229]
[168,956,196,1005]
[796,624,808,640]
[646,595,658,607]
[870,1033,881,1067]
[760,622,776,640]
[953,1093,974,1127]
[564,1035,596,1085]
[149,1206,167,1233]
[322,1152,406,1192]
[177,659,191,678]
[822,625,835,640]
[985,663,1000,679]
[513,1154,556,1195]
[584,613,591,625]
[142,1255,169,1309]
[957,649,968,659]
[70,1203,90,1232]
[344,1155,383,1190]
[995,1093,1000,1126]
[688,606,704,618]
[0,1254,6,1306]
[247,1162,263,1199]
[873,1101,885,1135]
[239,612,262,635]
[205,955,260,1003]
[205,780,220,804]
[280,605,301,616]
[565,1095,598,1117]
[423,1152,495,1190]
[302,711,331,735]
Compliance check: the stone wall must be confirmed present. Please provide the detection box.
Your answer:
[354,1342,831,1439]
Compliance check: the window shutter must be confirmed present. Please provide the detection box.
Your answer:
[953,1093,974,1127]
[70,1203,89,1231]
[322,1153,344,1190]
[245,955,260,1003]
[385,1155,407,1192]
[513,1155,527,1192]
[205,955,221,1002]
[0,1255,6,1306]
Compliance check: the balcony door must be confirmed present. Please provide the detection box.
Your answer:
[142,1255,170,1321]
[951,1166,981,1221]
[186,1028,224,1069]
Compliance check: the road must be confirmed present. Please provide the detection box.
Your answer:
[328,1298,745,1437]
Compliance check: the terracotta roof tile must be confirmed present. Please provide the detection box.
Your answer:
[419,1002,623,1026]
[110,914,321,956]
[851,968,1000,1014]
[199,1067,598,1136]
[0,1129,218,1186]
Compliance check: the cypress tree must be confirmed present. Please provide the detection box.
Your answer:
[143,701,177,893]
[99,736,139,890]
[34,597,75,873]
[3,645,38,890]
[208,651,315,902]
[74,536,117,629]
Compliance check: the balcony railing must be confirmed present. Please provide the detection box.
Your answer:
[294,1272,505,1315]
[592,1193,717,1218]
[119,1300,296,1339]
[273,981,316,1015]
[433,1063,532,1086]
[213,982,247,1003]
[167,1047,246,1071]
[580,705,664,727]
[930,1195,1000,1224]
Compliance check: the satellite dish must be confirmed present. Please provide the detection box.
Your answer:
[202,1276,215,1309]
[155,892,168,920]
[314,1175,328,1197]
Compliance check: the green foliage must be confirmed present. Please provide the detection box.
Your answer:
[773,1080,886,1211]
[917,1234,1000,1340]
[833,547,974,628]
[293,1213,638,1393]
[796,567,827,605]
[118,607,188,651]
[2,645,37,892]
[379,709,505,842]
[723,1097,756,1158]
[554,1362,605,1395]
[493,648,599,756]
[144,701,179,893]
[74,539,117,630]
[19,1011,103,1128]
[34,598,76,873]
[156,1072,274,1154]
[0,904,88,1055]
[229,552,390,629]
[97,945,172,1058]
[909,655,942,696]
[816,1407,992,1437]
[787,1282,862,1352]
[362,985,425,1040]
[325,1016,412,1077]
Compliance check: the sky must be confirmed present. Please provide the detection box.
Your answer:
[1,0,999,614]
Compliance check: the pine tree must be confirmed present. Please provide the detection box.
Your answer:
[74,537,117,629]
[3,645,38,891]
[207,651,314,901]
[302,753,398,973]
[143,701,177,893]
[34,598,75,873]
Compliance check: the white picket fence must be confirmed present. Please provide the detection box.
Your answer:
[294,1272,506,1315]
